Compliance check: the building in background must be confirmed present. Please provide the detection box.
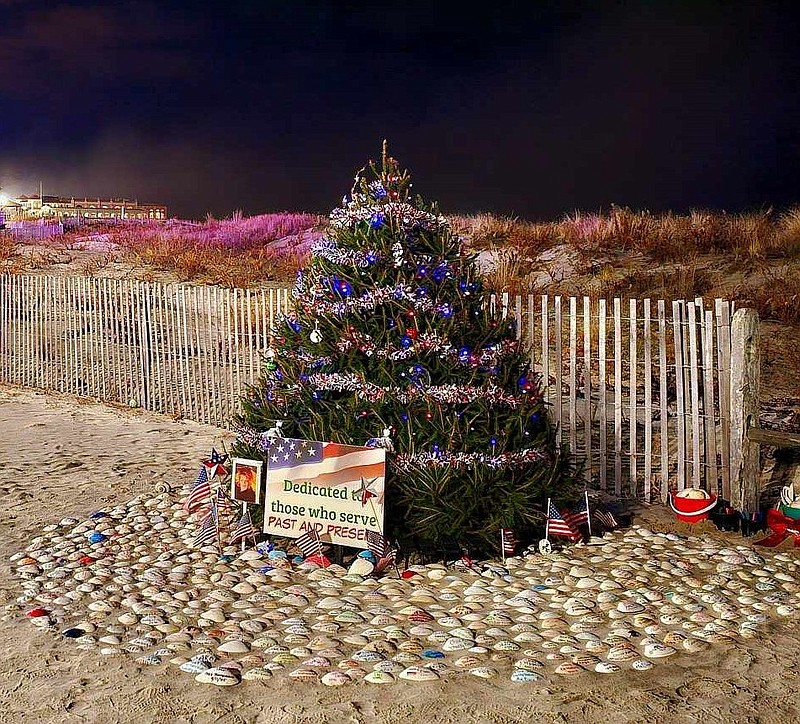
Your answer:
[1,194,166,221]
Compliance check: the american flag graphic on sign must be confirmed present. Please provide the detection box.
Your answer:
[547,501,581,541]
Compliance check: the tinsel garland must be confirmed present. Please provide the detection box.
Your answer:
[394,448,547,470]
[330,200,448,233]
[306,372,524,406]
[296,283,437,317]
[233,424,545,470]
[310,238,377,267]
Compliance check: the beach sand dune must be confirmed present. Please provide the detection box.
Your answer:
[2,384,800,724]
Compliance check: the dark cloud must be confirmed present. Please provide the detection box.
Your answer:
[1,1,799,219]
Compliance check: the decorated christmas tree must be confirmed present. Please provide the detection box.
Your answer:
[234,143,579,556]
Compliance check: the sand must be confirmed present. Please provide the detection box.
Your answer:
[2,383,800,724]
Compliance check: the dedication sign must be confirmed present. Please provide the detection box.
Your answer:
[263,437,386,548]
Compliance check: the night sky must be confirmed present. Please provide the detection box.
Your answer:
[1,1,799,221]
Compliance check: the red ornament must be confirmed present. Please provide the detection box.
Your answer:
[425,411,433,421]
[26,608,49,618]
[406,328,418,340]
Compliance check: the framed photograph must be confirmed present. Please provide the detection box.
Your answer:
[230,458,263,505]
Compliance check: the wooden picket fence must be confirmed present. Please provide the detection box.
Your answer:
[0,274,742,503]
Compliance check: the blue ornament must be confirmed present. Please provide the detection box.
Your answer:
[88,532,105,544]
[370,211,385,228]
[416,264,428,277]
[400,336,413,348]
[490,437,498,446]
[90,511,108,520]
[368,181,387,199]
[401,413,409,422]
[438,303,453,318]
[422,650,445,659]
[288,318,302,333]
[364,250,378,264]
[458,347,470,361]
[432,264,447,282]
[338,280,353,296]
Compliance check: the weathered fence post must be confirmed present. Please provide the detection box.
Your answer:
[729,308,760,512]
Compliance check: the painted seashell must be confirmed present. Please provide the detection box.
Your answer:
[469,666,499,679]
[218,640,249,654]
[554,662,583,675]
[195,667,241,686]
[606,645,638,662]
[511,669,543,683]
[363,671,395,684]
[180,660,210,674]
[442,637,471,652]
[630,659,654,671]
[320,670,351,686]
[242,667,273,681]
[396,665,438,682]
[643,643,677,658]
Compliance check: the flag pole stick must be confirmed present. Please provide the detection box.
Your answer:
[213,500,222,555]
[241,502,247,552]
[545,498,551,542]
[500,529,506,564]
[585,490,592,538]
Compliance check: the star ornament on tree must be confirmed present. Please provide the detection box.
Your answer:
[202,448,229,479]
[356,477,379,506]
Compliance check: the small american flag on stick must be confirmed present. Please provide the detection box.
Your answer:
[230,509,257,545]
[184,467,211,512]
[193,501,219,548]
[367,530,392,559]
[500,528,517,556]
[546,500,582,542]
[565,494,590,528]
[295,528,322,558]
[592,506,619,530]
